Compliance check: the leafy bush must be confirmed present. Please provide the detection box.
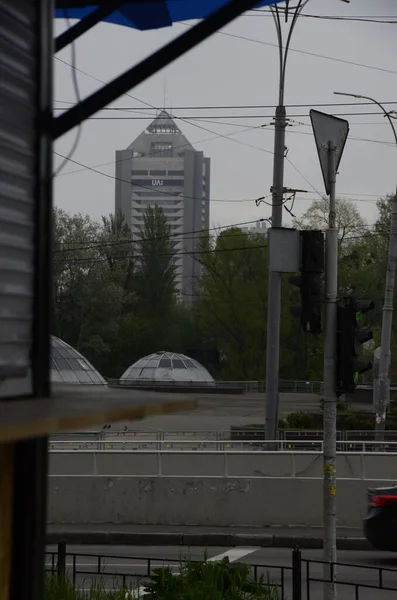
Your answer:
[283,411,320,430]
[143,557,280,599]
[44,573,134,599]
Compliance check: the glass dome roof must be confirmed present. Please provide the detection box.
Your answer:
[51,336,107,385]
[120,351,215,385]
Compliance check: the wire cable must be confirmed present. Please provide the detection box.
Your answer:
[53,242,268,264]
[56,123,265,177]
[53,16,83,177]
[248,10,397,24]
[54,218,269,253]
[54,229,391,266]
[176,21,397,76]
[53,151,270,203]
[54,100,397,111]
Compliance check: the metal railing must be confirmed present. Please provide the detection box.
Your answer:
[48,447,397,479]
[48,438,397,453]
[107,378,325,394]
[50,428,397,443]
[46,543,397,600]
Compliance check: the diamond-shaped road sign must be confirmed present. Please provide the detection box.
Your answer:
[310,110,349,195]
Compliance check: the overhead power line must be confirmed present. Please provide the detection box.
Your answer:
[53,100,397,111]
[54,230,391,266]
[53,242,268,264]
[248,10,397,24]
[53,111,397,120]
[56,123,264,177]
[53,150,271,204]
[54,218,269,253]
[177,21,397,76]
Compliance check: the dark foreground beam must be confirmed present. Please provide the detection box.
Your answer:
[55,1,125,53]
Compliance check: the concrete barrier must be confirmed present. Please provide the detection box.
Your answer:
[49,450,397,480]
[47,476,396,528]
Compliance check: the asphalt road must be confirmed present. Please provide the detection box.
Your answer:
[50,392,372,438]
[45,544,397,599]
[108,392,321,432]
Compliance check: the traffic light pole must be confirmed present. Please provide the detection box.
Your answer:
[323,141,338,600]
[376,189,397,438]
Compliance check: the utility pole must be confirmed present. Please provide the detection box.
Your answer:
[334,91,397,439]
[264,1,350,443]
[310,110,349,600]
[265,0,307,444]
[265,105,285,442]
[323,142,338,600]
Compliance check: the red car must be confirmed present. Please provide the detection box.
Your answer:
[364,485,397,551]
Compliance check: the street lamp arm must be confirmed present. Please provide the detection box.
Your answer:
[282,0,309,99]
[270,4,284,105]
[334,91,397,148]
[270,0,309,106]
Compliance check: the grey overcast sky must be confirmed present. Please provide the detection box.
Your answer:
[54,0,397,230]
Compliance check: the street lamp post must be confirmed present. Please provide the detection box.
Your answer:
[265,0,309,444]
[334,91,397,437]
[265,1,352,445]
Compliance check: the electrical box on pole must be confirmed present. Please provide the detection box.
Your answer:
[336,297,375,396]
[289,230,324,334]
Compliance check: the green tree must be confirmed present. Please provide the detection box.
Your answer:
[294,197,367,244]
[136,205,177,318]
[100,210,136,313]
[52,208,124,372]
[197,228,267,379]
[375,194,395,237]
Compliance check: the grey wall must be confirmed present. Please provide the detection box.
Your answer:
[47,476,393,528]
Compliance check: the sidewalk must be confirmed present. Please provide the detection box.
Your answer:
[47,523,371,551]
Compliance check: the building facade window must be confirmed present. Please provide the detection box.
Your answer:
[150,142,173,157]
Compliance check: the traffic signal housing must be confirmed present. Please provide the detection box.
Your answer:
[336,297,375,396]
[289,230,324,334]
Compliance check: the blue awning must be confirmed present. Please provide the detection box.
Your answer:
[55,1,282,31]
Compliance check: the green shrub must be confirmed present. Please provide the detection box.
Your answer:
[143,557,280,599]
[284,411,320,430]
[44,559,279,599]
[45,574,78,600]
[44,573,134,599]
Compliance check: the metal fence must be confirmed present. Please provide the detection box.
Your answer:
[46,543,397,600]
[49,428,397,444]
[48,438,397,453]
[106,378,324,394]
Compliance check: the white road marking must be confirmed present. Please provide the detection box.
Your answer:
[128,589,146,599]
[208,547,260,563]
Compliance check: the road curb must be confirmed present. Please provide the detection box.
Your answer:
[46,531,372,551]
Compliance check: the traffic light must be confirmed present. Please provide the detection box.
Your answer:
[289,230,324,334]
[336,297,375,396]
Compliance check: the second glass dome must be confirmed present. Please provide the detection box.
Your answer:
[120,351,215,385]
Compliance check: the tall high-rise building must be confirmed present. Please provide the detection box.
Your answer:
[115,111,210,302]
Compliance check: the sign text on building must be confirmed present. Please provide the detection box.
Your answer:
[131,179,184,188]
